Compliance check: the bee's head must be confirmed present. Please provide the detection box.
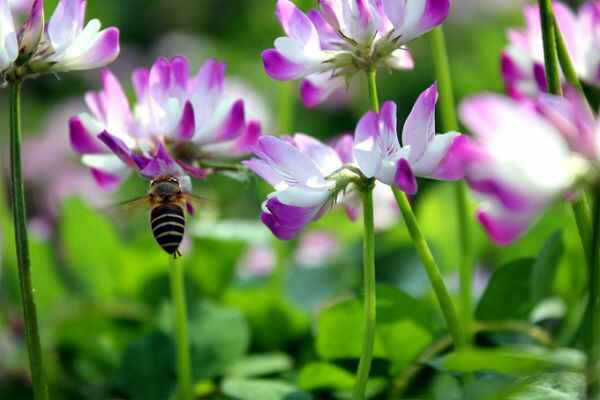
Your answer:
[149,177,182,203]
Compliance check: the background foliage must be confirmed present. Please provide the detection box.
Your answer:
[0,0,593,399]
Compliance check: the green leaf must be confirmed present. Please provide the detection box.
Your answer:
[186,238,246,299]
[531,231,564,303]
[226,353,293,378]
[60,197,122,299]
[333,378,388,399]
[221,378,312,400]
[297,362,355,391]
[188,301,250,379]
[476,259,535,321]
[439,347,584,375]
[225,285,310,350]
[316,284,435,374]
[117,332,176,400]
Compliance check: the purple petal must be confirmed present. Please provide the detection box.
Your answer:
[191,58,225,94]
[500,52,526,100]
[69,116,104,154]
[90,168,121,190]
[216,99,245,141]
[177,161,208,180]
[139,143,181,179]
[533,62,548,93]
[149,57,171,101]
[300,78,327,108]
[331,134,354,164]
[47,0,86,48]
[243,158,284,187]
[428,135,469,180]
[467,176,533,212]
[19,0,44,56]
[261,196,319,240]
[419,0,451,31]
[380,101,397,138]
[231,121,262,155]
[177,101,196,141]
[132,67,150,99]
[353,110,381,178]
[402,83,437,160]
[394,158,417,195]
[262,49,305,81]
[98,131,134,165]
[477,210,529,246]
[307,9,338,49]
[276,0,315,43]
[55,27,120,71]
[170,55,189,92]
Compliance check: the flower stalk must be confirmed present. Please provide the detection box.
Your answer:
[353,185,377,400]
[429,26,474,340]
[587,185,600,399]
[365,70,466,349]
[9,81,50,400]
[169,258,192,400]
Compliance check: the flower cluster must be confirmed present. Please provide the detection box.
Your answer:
[246,84,466,239]
[70,56,261,189]
[0,0,120,82]
[263,0,449,107]
[502,1,600,99]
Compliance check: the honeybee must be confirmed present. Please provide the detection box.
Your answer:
[117,176,204,257]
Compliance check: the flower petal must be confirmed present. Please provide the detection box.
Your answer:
[411,132,465,180]
[292,133,343,176]
[262,48,308,81]
[261,196,320,240]
[97,131,134,165]
[139,143,182,179]
[394,158,417,195]
[402,83,437,161]
[177,101,196,141]
[215,99,245,142]
[477,209,532,246]
[19,0,44,56]
[353,110,381,178]
[69,116,104,154]
[0,0,17,71]
[90,167,122,190]
[51,25,120,71]
[243,158,284,187]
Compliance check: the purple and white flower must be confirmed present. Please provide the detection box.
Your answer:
[0,0,120,80]
[459,93,589,245]
[70,56,260,189]
[263,0,449,107]
[501,1,600,99]
[352,83,466,195]
[244,134,351,240]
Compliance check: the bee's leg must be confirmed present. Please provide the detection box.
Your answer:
[174,249,182,259]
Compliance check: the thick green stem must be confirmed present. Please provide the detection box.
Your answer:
[169,258,192,400]
[366,69,379,112]
[586,187,600,399]
[429,26,474,339]
[539,0,562,95]
[10,82,50,400]
[393,189,466,349]
[353,188,377,400]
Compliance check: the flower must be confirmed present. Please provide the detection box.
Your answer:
[262,0,449,107]
[294,230,341,268]
[459,93,589,245]
[0,0,120,82]
[244,134,352,240]
[237,243,276,278]
[537,86,600,162]
[501,1,600,99]
[352,83,466,194]
[70,56,261,189]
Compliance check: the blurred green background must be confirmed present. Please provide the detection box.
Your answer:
[0,0,592,399]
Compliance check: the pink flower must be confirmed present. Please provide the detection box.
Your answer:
[501,1,600,99]
[352,83,466,194]
[263,0,449,107]
[294,230,341,268]
[0,0,120,79]
[244,134,350,240]
[70,56,261,189]
[459,93,589,245]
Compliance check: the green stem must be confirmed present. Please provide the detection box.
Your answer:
[365,69,466,350]
[277,81,295,134]
[10,82,50,400]
[586,186,600,399]
[553,15,584,93]
[429,26,474,340]
[539,0,562,95]
[169,258,192,400]
[353,187,377,400]
[393,189,466,349]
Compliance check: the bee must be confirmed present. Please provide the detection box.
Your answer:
[116,175,204,258]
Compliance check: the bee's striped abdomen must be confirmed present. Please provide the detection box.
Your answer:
[150,204,185,256]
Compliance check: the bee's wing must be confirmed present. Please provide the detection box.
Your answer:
[182,192,211,207]
[101,195,151,214]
